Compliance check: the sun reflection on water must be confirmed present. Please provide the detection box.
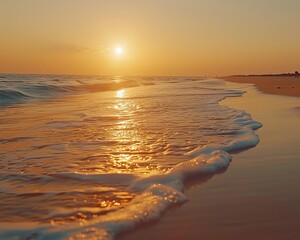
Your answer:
[116,89,125,98]
[108,90,161,174]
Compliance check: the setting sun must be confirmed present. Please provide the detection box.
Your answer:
[115,46,124,57]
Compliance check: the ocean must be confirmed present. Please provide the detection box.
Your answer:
[0,74,262,239]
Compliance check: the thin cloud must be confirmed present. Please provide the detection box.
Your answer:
[50,43,102,54]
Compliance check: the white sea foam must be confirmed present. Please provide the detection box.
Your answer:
[187,112,262,157]
[1,129,260,240]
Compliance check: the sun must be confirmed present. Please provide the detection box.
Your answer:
[114,46,124,57]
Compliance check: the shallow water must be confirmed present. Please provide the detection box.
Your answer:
[0,75,261,239]
[120,83,300,240]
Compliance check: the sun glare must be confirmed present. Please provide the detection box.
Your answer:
[115,46,124,57]
[116,89,125,98]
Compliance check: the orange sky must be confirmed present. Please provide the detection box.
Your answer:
[0,0,299,76]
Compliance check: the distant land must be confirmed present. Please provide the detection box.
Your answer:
[223,72,300,97]
[229,71,299,77]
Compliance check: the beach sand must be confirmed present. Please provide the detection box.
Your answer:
[119,81,300,240]
[223,75,300,97]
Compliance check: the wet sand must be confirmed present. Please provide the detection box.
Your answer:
[223,75,300,97]
[119,81,300,240]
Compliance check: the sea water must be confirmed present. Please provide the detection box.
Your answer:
[0,75,261,239]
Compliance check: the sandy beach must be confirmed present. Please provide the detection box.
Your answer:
[119,80,300,240]
[223,76,300,97]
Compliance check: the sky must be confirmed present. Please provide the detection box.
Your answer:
[0,0,299,76]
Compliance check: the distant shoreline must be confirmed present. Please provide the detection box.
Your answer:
[222,75,300,97]
[226,72,299,78]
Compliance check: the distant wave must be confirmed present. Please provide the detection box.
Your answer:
[0,75,141,106]
[0,89,31,106]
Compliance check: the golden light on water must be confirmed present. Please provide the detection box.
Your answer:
[107,89,159,175]
[116,89,125,98]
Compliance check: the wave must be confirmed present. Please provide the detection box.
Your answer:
[0,76,141,106]
[0,107,262,239]
[0,89,31,106]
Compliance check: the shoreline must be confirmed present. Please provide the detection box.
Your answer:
[119,80,300,240]
[223,75,300,97]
